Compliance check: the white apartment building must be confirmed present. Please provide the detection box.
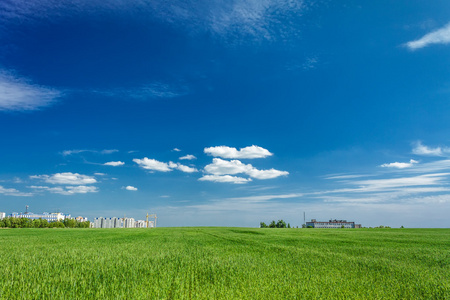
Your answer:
[0,212,5,220]
[9,212,70,222]
[93,217,136,228]
[123,218,135,228]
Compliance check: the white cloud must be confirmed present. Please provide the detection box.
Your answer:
[62,149,118,156]
[134,157,198,173]
[30,172,97,185]
[204,145,273,159]
[204,158,252,175]
[125,186,138,191]
[94,173,106,176]
[352,173,448,192]
[199,175,252,184]
[97,83,188,100]
[0,185,33,197]
[203,158,288,180]
[381,159,418,169]
[405,23,450,50]
[0,70,62,111]
[101,149,119,154]
[168,162,198,173]
[104,161,125,166]
[65,185,98,194]
[29,185,98,195]
[412,142,444,156]
[247,168,289,179]
[179,154,196,160]
[133,158,171,172]
[173,148,181,152]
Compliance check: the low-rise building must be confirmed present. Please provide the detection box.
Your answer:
[306,219,361,228]
[75,216,88,222]
[9,212,70,222]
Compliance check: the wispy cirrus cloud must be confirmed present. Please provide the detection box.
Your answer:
[0,70,62,111]
[95,82,189,100]
[204,145,273,159]
[405,22,450,50]
[62,149,118,156]
[0,0,308,42]
[0,185,33,197]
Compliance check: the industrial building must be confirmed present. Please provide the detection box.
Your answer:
[306,219,361,228]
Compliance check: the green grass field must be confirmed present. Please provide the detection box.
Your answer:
[0,228,448,299]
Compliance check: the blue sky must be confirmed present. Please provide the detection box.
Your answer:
[1,0,450,228]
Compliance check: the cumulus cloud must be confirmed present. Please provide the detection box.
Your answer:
[0,70,62,111]
[204,145,273,159]
[246,168,290,179]
[104,161,125,166]
[30,172,97,185]
[134,157,198,173]
[29,185,98,195]
[133,158,171,172]
[168,162,198,173]
[198,175,252,184]
[179,154,196,160]
[381,159,419,169]
[412,142,445,156]
[203,158,288,181]
[125,186,138,191]
[405,23,450,50]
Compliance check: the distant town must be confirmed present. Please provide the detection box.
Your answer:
[0,206,156,228]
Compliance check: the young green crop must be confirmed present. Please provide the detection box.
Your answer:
[0,228,448,299]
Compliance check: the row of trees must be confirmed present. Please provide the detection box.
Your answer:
[260,220,291,228]
[0,217,90,228]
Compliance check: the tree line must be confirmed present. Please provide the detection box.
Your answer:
[0,217,90,228]
[260,220,291,228]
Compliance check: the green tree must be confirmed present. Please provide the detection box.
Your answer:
[63,218,77,228]
[276,220,286,228]
[269,220,276,228]
[260,222,268,228]
[287,223,291,228]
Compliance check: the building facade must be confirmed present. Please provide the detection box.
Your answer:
[9,212,70,222]
[0,212,5,220]
[306,219,361,228]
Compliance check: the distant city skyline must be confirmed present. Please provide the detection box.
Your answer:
[1,1,450,228]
